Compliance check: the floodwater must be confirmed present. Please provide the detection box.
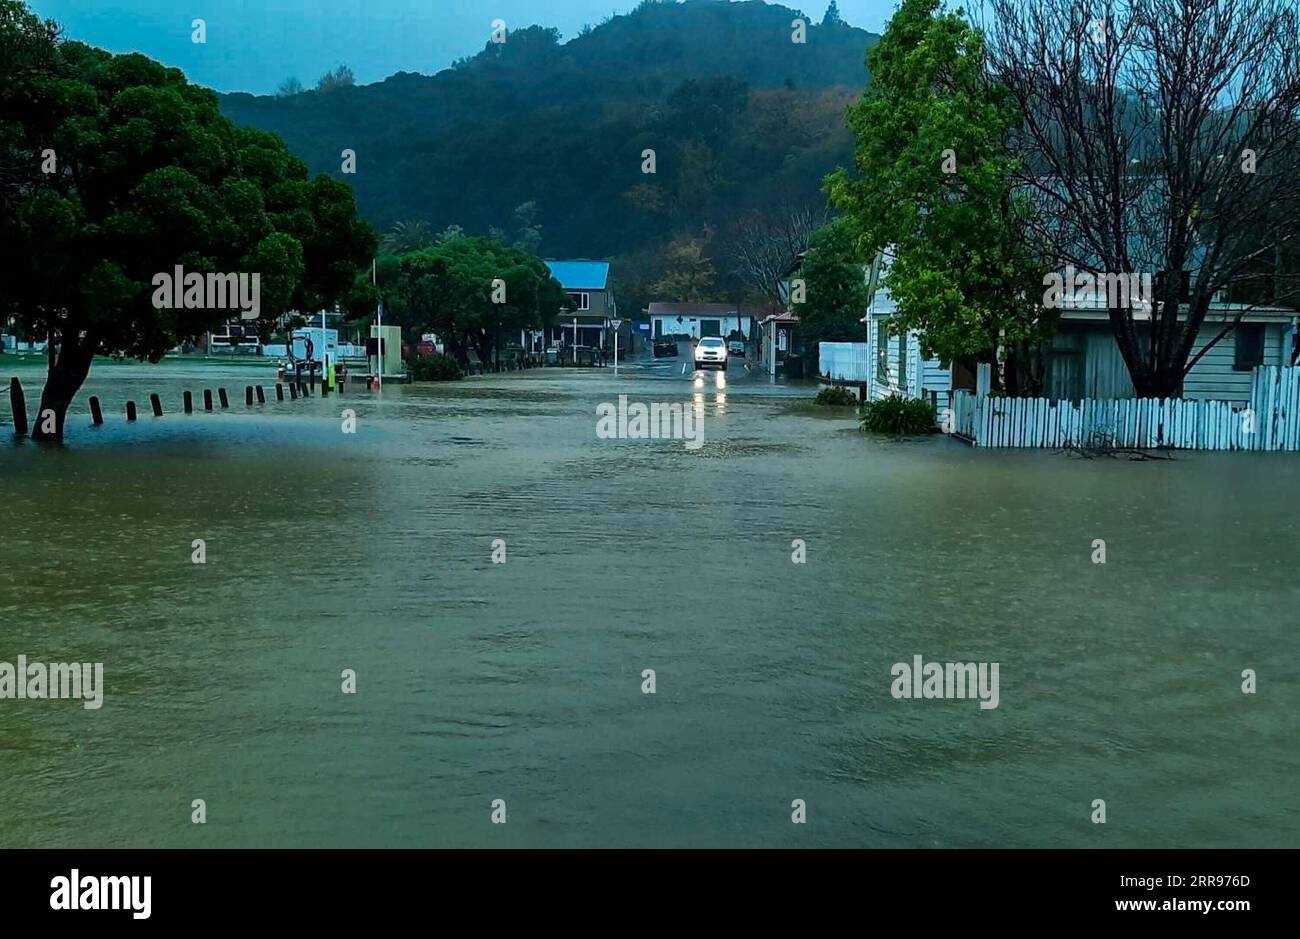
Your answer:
[1,351,1297,848]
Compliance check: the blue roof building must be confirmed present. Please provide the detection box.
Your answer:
[544,260,610,292]
[542,259,619,353]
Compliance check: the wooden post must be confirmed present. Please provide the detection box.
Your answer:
[299,382,308,397]
[218,388,229,408]
[184,390,193,414]
[275,383,284,401]
[150,393,163,417]
[204,389,214,411]
[976,362,992,397]
[9,377,28,436]
[289,383,298,400]
[126,400,137,421]
[321,377,330,397]
[245,385,254,406]
[256,385,266,404]
[89,396,104,426]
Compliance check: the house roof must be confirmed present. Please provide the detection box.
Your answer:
[1061,301,1297,323]
[647,302,745,317]
[544,260,609,291]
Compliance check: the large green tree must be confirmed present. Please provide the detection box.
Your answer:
[376,235,568,367]
[0,1,375,439]
[795,217,870,373]
[826,0,1053,394]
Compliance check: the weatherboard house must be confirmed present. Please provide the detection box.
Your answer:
[860,251,954,411]
[1040,278,1296,402]
[544,260,617,350]
[805,248,954,402]
[647,302,754,342]
[843,249,1299,414]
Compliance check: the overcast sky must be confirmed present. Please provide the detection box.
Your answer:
[28,0,901,95]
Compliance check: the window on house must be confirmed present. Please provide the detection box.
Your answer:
[897,331,907,389]
[876,320,889,382]
[566,292,590,311]
[1234,324,1265,371]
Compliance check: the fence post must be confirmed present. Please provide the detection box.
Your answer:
[976,363,992,397]
[184,390,193,414]
[9,377,28,436]
[256,385,266,404]
[126,400,137,422]
[89,396,104,427]
[150,393,163,417]
[204,390,214,412]
[276,383,284,401]
[245,386,253,406]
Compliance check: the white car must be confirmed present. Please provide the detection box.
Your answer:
[693,336,728,371]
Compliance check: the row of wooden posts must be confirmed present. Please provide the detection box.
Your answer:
[8,374,336,435]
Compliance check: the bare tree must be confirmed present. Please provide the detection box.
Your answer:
[983,0,1300,396]
[729,204,830,310]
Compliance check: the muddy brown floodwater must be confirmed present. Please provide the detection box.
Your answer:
[1,353,1297,846]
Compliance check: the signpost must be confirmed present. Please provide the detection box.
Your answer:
[373,259,382,391]
[609,319,623,374]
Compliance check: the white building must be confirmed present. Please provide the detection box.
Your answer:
[648,302,754,342]
[813,250,954,411]
[861,251,954,412]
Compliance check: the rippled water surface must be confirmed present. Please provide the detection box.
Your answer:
[1,354,1297,847]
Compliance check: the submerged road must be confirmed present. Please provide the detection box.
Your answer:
[1,351,1297,847]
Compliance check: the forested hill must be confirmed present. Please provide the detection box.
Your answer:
[218,0,880,305]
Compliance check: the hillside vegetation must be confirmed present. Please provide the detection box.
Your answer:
[219,0,879,311]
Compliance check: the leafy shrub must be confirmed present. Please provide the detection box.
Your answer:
[814,385,860,406]
[407,353,463,382]
[860,394,936,436]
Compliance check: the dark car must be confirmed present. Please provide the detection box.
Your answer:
[653,338,678,358]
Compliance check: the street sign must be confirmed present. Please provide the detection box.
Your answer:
[609,320,623,374]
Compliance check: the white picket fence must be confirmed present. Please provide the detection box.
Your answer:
[949,366,1300,450]
[818,342,872,382]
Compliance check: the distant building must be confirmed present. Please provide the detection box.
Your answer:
[544,260,616,349]
[759,310,803,377]
[206,318,264,355]
[647,302,754,341]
